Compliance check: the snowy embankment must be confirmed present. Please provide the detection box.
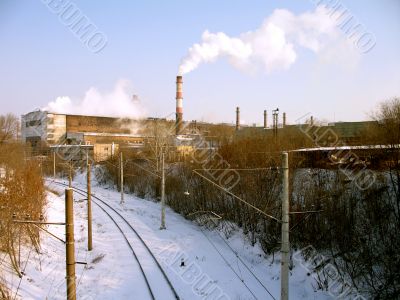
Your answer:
[4,171,331,300]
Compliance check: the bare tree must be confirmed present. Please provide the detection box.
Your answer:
[143,119,175,172]
[0,113,19,144]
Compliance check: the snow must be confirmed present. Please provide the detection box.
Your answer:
[3,171,332,300]
[292,144,399,152]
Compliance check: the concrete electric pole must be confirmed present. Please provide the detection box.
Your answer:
[120,152,124,204]
[87,163,93,251]
[65,188,77,300]
[68,162,72,188]
[53,151,56,178]
[281,152,289,300]
[160,152,166,230]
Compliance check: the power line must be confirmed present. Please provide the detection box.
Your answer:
[200,229,259,300]
[12,246,33,300]
[205,217,277,300]
[193,170,282,223]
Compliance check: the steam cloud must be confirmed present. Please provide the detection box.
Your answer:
[44,79,146,118]
[179,6,346,75]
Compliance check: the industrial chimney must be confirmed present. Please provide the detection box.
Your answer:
[264,110,267,129]
[236,107,240,131]
[176,75,183,135]
[283,112,286,127]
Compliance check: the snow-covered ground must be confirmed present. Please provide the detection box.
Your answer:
[3,171,332,300]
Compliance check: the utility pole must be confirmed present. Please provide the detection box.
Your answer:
[160,152,166,230]
[53,151,56,178]
[120,152,124,204]
[281,152,289,300]
[87,163,93,251]
[68,162,72,188]
[65,189,77,300]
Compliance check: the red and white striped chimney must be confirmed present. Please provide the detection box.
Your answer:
[176,75,183,135]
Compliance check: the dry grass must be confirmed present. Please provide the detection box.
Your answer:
[0,142,46,296]
[91,253,106,264]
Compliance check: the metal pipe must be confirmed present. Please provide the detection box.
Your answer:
[32,223,65,244]
[13,220,66,225]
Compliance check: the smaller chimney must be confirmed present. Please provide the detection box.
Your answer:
[283,112,286,127]
[310,116,314,126]
[236,107,240,131]
[264,110,267,129]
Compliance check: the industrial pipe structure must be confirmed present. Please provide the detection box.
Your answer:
[264,110,267,129]
[176,76,183,135]
[283,112,286,128]
[236,107,240,131]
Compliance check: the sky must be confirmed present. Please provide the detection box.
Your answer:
[0,0,399,125]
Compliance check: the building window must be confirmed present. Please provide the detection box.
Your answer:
[26,120,42,127]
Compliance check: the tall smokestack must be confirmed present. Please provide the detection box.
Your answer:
[176,76,183,135]
[283,112,286,127]
[264,110,267,129]
[236,107,240,131]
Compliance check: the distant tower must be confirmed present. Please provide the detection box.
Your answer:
[264,110,267,129]
[283,112,286,127]
[236,107,240,131]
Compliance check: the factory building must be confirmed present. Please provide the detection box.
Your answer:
[21,110,149,161]
[21,112,227,162]
[234,107,375,146]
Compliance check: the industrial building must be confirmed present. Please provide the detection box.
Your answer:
[21,74,374,163]
[21,111,154,161]
[21,75,235,161]
[234,106,375,146]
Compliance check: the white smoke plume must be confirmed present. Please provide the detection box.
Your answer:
[178,6,346,75]
[44,79,146,118]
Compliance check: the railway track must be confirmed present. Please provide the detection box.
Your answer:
[45,179,180,300]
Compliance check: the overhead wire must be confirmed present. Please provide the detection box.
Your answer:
[200,230,259,300]
[207,220,277,300]
[193,170,281,223]
[12,246,33,300]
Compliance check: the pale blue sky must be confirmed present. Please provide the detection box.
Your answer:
[0,0,399,124]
